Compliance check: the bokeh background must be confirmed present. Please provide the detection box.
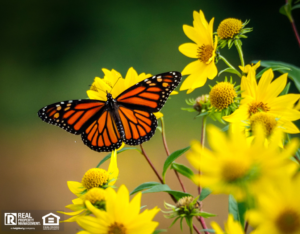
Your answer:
[1,0,300,233]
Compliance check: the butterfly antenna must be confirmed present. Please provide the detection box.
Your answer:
[110,76,122,93]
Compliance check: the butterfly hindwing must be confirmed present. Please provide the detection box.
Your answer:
[118,106,158,145]
[38,99,105,135]
[116,71,182,112]
[81,109,123,152]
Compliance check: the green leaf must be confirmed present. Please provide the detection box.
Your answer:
[130,182,161,195]
[229,194,239,221]
[280,82,291,95]
[255,66,290,79]
[181,107,197,112]
[200,188,211,201]
[162,146,191,183]
[292,3,300,10]
[197,211,216,218]
[171,163,194,180]
[228,195,246,227]
[142,184,192,200]
[96,147,141,168]
[221,124,229,132]
[218,68,241,77]
[254,60,300,91]
[152,229,167,234]
[199,229,216,233]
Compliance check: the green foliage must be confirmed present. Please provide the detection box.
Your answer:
[152,229,167,234]
[162,146,191,183]
[200,188,211,201]
[255,60,300,91]
[228,195,247,228]
[171,163,194,180]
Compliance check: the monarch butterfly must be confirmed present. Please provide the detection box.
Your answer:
[38,71,182,152]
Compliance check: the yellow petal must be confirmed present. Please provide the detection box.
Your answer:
[57,209,85,216]
[178,43,198,58]
[108,150,119,186]
[76,216,107,234]
[170,90,178,95]
[181,60,202,75]
[262,73,287,102]
[183,24,204,45]
[67,181,86,196]
[154,112,163,119]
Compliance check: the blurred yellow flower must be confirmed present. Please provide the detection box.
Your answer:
[223,68,300,134]
[247,174,300,234]
[211,214,245,234]
[76,185,160,234]
[179,10,218,94]
[67,149,119,197]
[187,125,299,201]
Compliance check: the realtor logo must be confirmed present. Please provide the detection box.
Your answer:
[42,213,60,225]
[4,213,17,225]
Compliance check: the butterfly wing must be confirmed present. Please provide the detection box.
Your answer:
[38,99,105,135]
[115,71,181,145]
[116,71,182,113]
[117,106,157,145]
[81,109,123,152]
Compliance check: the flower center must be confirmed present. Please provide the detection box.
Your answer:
[250,112,277,136]
[84,187,106,205]
[197,44,214,63]
[248,101,270,117]
[108,222,127,234]
[209,82,237,110]
[217,18,243,39]
[221,160,250,182]
[276,209,300,233]
[81,168,109,189]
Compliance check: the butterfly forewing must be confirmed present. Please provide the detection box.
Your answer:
[38,100,105,135]
[116,71,182,112]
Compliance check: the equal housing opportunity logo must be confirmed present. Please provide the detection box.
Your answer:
[2,211,63,231]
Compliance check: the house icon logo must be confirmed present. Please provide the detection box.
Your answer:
[42,213,60,226]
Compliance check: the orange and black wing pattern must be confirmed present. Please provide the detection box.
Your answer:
[81,109,123,152]
[38,99,105,135]
[116,71,182,112]
[118,106,157,145]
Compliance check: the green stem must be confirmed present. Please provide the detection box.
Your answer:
[234,40,245,68]
[219,55,237,71]
[198,116,207,196]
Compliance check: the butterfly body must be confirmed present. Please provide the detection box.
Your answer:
[38,71,182,152]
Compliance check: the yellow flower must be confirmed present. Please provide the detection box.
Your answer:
[247,174,300,234]
[211,214,245,234]
[87,67,152,100]
[58,188,106,222]
[187,125,299,201]
[239,61,260,74]
[179,10,218,94]
[217,18,243,39]
[223,68,300,134]
[76,185,160,234]
[67,150,119,197]
[87,67,170,118]
[209,81,237,110]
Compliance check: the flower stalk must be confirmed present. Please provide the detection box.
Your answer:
[161,117,187,192]
[234,40,245,68]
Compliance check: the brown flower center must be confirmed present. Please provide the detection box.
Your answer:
[250,112,277,136]
[221,160,250,182]
[108,222,127,234]
[248,101,270,117]
[217,18,243,39]
[197,44,214,63]
[276,209,300,233]
[209,82,237,110]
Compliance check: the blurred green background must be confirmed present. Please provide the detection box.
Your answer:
[1,0,300,233]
